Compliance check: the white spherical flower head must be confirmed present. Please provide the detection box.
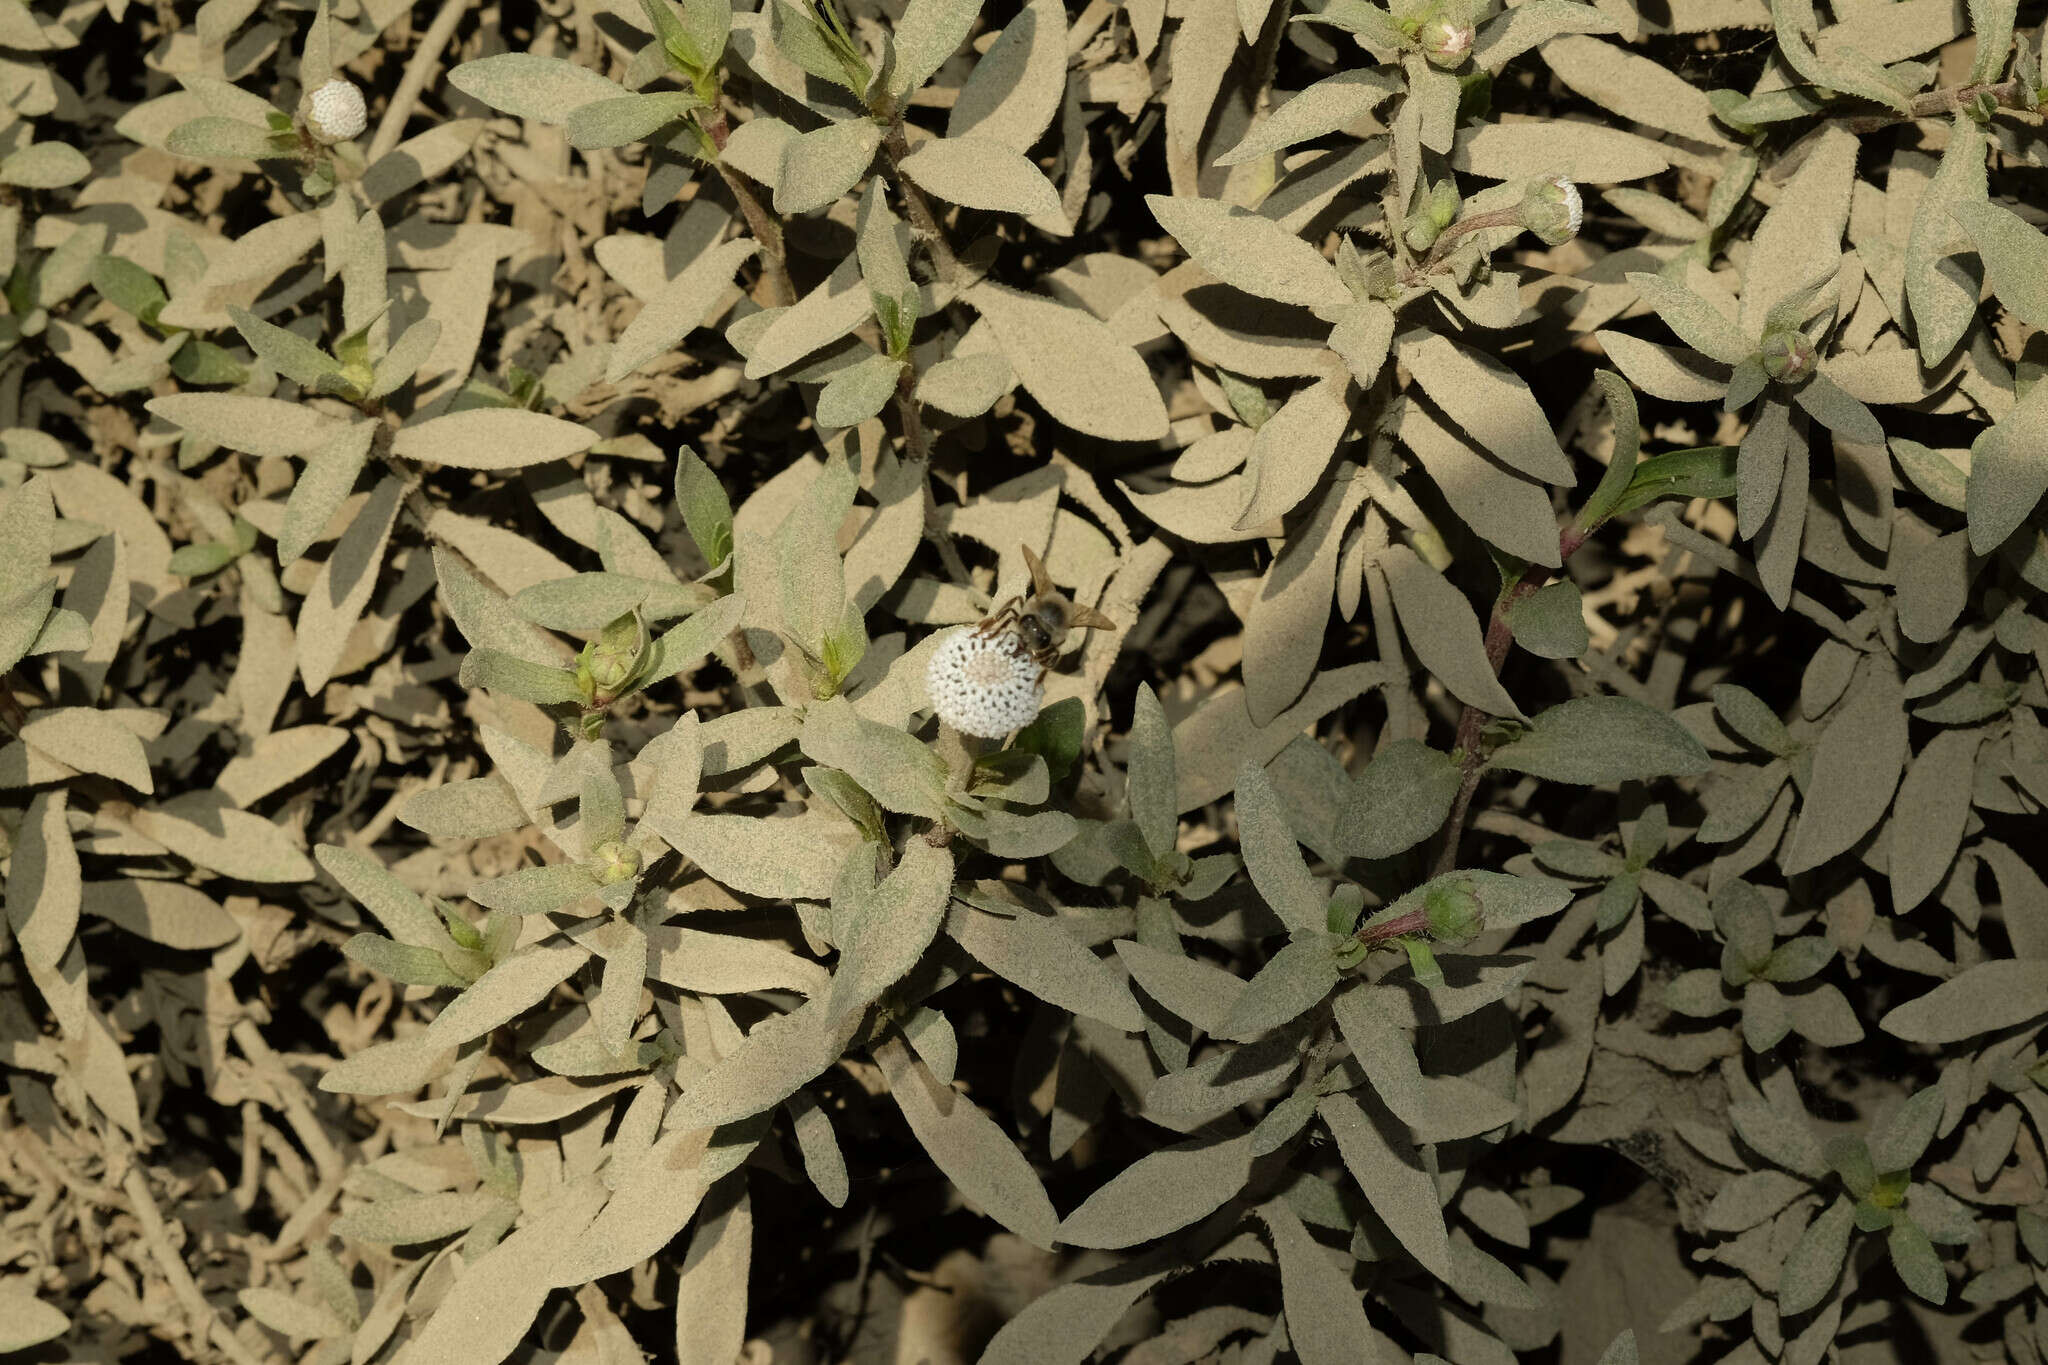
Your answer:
[926,627,1044,739]
[308,79,367,144]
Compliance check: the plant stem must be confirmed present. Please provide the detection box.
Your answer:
[1404,206,1524,284]
[881,119,958,286]
[892,363,931,465]
[1428,526,1585,878]
[1832,77,2035,131]
[1355,906,1429,948]
[715,160,797,307]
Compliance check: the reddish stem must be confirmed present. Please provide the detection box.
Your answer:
[1428,525,1583,877]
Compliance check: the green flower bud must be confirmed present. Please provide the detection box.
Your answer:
[1423,882,1483,946]
[590,840,641,886]
[1427,180,1462,228]
[1519,175,1583,247]
[1404,210,1443,253]
[1758,329,1815,383]
[586,640,637,693]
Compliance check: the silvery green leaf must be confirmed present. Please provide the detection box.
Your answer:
[316,845,459,951]
[947,0,1066,152]
[165,116,281,162]
[1379,545,1525,721]
[400,777,530,839]
[1148,194,1343,313]
[449,54,625,123]
[915,352,1012,417]
[886,0,981,99]
[672,998,844,1128]
[1334,739,1460,859]
[1489,695,1710,785]
[1777,1195,1859,1309]
[228,306,340,390]
[467,648,583,705]
[1881,957,2048,1044]
[1127,684,1178,863]
[1904,117,1986,367]
[632,592,745,692]
[815,351,903,427]
[900,135,1064,221]
[1216,936,1338,1041]
[1215,69,1402,166]
[828,839,953,1023]
[875,1032,1059,1249]
[564,91,702,149]
[774,119,882,216]
[948,902,1143,1031]
[468,863,602,915]
[607,238,760,382]
[368,317,442,400]
[1887,1216,1947,1304]
[1781,661,1906,875]
[1503,580,1588,659]
[514,573,713,630]
[1113,939,1245,1035]
[1727,1097,1826,1178]
[390,408,598,470]
[1055,1131,1254,1248]
[1626,272,1752,365]
[965,280,1168,442]
[1318,1090,1452,1281]
[345,934,470,989]
[1233,761,1325,934]
[1963,378,2048,555]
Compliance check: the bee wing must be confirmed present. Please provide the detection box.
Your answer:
[1068,603,1119,632]
[1019,543,1056,599]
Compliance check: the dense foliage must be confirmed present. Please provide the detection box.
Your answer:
[2,0,2046,1360]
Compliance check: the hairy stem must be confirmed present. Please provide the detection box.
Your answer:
[882,119,959,286]
[1404,206,1524,284]
[1355,906,1429,949]
[715,159,797,307]
[1833,77,2035,131]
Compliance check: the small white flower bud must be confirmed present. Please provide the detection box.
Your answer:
[1520,175,1583,246]
[307,79,367,145]
[1420,18,1474,67]
[925,627,1044,739]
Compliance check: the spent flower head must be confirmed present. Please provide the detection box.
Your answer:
[927,627,1043,738]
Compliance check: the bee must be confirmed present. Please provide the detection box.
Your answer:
[974,545,1118,681]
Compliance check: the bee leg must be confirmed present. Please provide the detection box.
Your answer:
[976,600,1019,637]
